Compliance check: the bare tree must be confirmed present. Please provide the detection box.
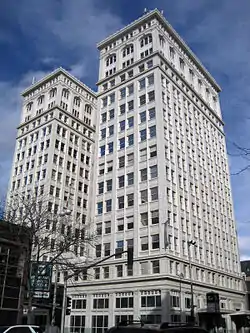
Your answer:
[1,190,96,324]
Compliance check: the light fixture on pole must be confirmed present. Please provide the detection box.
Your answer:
[177,272,184,321]
[187,240,196,323]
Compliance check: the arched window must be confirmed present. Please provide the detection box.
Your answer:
[85,104,92,115]
[26,102,33,112]
[49,88,57,98]
[74,96,81,107]
[106,53,117,67]
[159,34,165,47]
[62,88,69,99]
[37,95,44,105]
[122,44,134,57]
[140,34,152,47]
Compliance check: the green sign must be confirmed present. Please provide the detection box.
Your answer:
[30,262,52,293]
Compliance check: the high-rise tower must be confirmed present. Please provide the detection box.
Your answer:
[7,67,96,272]
[66,9,244,331]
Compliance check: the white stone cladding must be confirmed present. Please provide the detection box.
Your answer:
[66,9,244,331]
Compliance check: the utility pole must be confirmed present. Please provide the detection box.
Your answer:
[187,240,196,323]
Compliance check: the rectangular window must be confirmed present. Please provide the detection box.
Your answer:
[127,153,134,166]
[70,315,86,332]
[140,148,147,161]
[101,112,107,123]
[120,88,126,99]
[118,175,125,188]
[109,109,115,119]
[152,234,160,249]
[109,125,114,136]
[104,242,111,256]
[116,265,123,277]
[100,145,105,157]
[117,218,124,231]
[140,129,147,141]
[127,193,134,207]
[148,74,154,86]
[149,107,156,120]
[151,187,158,201]
[139,78,146,90]
[128,134,134,146]
[148,91,155,102]
[119,156,125,168]
[150,165,158,179]
[127,216,134,229]
[140,168,147,181]
[149,125,156,138]
[128,84,134,95]
[152,260,160,273]
[118,196,124,209]
[116,296,133,309]
[139,95,146,106]
[96,244,101,258]
[106,199,112,212]
[128,100,134,111]
[150,145,157,157]
[119,137,125,149]
[120,120,126,131]
[120,104,126,115]
[127,172,134,186]
[98,182,104,194]
[128,116,134,128]
[141,212,148,226]
[140,111,146,123]
[141,236,149,251]
[101,128,106,139]
[103,267,109,279]
[97,202,103,215]
[151,210,159,224]
[92,315,108,333]
[108,142,113,153]
[141,190,148,203]
[106,179,112,191]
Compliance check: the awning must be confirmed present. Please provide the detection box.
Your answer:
[230,310,250,317]
[198,308,233,315]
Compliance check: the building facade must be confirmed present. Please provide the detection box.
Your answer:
[7,67,96,277]
[0,220,31,325]
[66,9,245,332]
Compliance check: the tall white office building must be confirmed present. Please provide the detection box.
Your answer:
[7,67,96,265]
[66,9,245,331]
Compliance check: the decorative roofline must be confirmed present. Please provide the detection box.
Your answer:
[97,8,221,92]
[21,67,97,97]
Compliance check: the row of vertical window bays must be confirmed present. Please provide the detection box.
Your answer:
[101,73,154,107]
[69,254,240,289]
[104,55,154,79]
[17,123,92,155]
[95,213,236,248]
[24,103,92,128]
[25,87,94,112]
[97,141,230,202]
[19,109,93,141]
[68,294,193,310]
[70,313,196,329]
[100,108,156,138]
[97,164,230,206]
[94,237,236,271]
[99,126,156,156]
[102,59,220,141]
[96,186,233,223]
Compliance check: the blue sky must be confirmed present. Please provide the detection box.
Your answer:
[1,0,250,259]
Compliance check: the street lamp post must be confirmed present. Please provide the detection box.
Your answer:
[187,240,196,324]
[177,273,184,322]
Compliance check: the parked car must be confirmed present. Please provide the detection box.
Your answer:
[0,326,43,333]
[107,321,209,333]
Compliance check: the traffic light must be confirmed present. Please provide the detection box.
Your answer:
[127,247,133,270]
[66,296,72,316]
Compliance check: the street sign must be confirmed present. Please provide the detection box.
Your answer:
[30,262,53,298]
[33,291,50,299]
